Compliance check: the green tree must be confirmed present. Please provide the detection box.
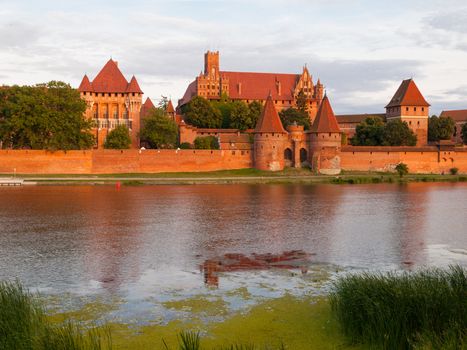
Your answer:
[395,163,409,177]
[248,100,263,128]
[382,120,417,146]
[0,82,94,150]
[428,115,455,141]
[350,116,385,146]
[462,123,467,145]
[140,108,178,149]
[184,96,222,128]
[279,107,310,130]
[104,125,131,149]
[158,95,169,110]
[194,136,219,149]
[211,93,233,128]
[295,89,308,114]
[229,101,253,131]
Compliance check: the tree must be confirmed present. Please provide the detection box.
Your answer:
[211,93,233,128]
[184,96,222,128]
[248,101,263,128]
[229,101,252,131]
[382,120,417,146]
[104,125,131,149]
[0,82,94,150]
[158,95,169,110]
[194,136,219,149]
[350,116,385,146]
[140,108,178,149]
[462,123,467,145]
[295,89,308,114]
[428,115,455,141]
[395,163,409,177]
[279,107,310,130]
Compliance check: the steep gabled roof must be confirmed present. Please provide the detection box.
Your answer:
[126,75,143,94]
[386,79,430,108]
[439,109,467,122]
[254,94,287,133]
[311,95,341,133]
[166,100,175,113]
[91,59,129,93]
[78,75,93,92]
[140,97,156,119]
[143,97,155,109]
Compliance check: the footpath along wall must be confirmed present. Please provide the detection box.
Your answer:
[341,146,467,174]
[0,149,253,174]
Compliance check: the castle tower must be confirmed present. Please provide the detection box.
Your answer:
[309,94,342,175]
[204,51,219,79]
[166,100,176,120]
[78,59,143,149]
[385,79,430,146]
[254,94,288,171]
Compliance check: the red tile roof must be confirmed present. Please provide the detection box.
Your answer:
[254,94,287,133]
[79,59,143,94]
[336,113,386,124]
[311,95,341,133]
[126,75,143,94]
[439,109,467,122]
[78,74,93,92]
[140,97,156,119]
[386,79,430,108]
[221,71,299,100]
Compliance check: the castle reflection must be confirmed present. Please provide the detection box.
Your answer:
[202,250,310,287]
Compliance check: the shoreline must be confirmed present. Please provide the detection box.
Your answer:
[1,169,466,185]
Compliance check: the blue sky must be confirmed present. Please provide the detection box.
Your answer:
[1,0,467,114]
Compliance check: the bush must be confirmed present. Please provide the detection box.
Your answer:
[194,136,219,150]
[395,162,409,177]
[450,167,459,175]
[179,142,193,149]
[330,266,467,349]
[104,125,131,149]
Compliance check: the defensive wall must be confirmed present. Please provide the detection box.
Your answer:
[1,147,467,175]
[340,146,467,174]
[0,149,253,174]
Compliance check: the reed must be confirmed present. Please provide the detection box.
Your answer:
[0,281,111,350]
[330,266,466,349]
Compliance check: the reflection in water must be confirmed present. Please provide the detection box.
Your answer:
[0,184,466,320]
[202,250,310,287]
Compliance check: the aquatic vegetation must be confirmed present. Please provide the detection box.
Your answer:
[330,266,467,349]
[0,281,111,350]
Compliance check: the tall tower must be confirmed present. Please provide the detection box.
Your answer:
[309,94,342,175]
[204,51,220,79]
[385,79,430,146]
[253,94,288,171]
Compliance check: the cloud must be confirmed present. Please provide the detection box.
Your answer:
[0,21,43,49]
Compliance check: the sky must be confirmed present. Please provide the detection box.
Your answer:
[1,0,467,115]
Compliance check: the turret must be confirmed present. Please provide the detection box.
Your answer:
[309,94,342,175]
[254,94,288,171]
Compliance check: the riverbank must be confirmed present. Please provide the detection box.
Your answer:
[1,168,467,185]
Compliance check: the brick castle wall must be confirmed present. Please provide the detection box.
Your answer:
[0,149,253,174]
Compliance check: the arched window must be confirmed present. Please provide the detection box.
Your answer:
[284,148,293,160]
[300,148,308,163]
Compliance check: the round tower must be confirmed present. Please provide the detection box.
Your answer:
[254,94,288,171]
[309,94,342,175]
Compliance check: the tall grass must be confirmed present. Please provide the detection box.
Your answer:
[0,281,111,350]
[330,266,467,349]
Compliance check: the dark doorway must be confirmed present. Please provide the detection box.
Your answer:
[300,148,308,163]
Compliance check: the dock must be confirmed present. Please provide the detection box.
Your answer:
[0,178,24,186]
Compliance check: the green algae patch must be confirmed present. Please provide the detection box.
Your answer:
[105,295,365,350]
[162,295,228,317]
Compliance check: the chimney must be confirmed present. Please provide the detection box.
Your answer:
[276,80,282,96]
[238,82,242,95]
[114,61,118,67]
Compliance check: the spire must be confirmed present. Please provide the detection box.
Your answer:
[78,74,93,92]
[311,95,340,133]
[126,75,143,94]
[254,94,287,133]
[166,100,175,114]
[385,79,430,108]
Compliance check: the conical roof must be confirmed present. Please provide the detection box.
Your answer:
[78,75,93,92]
[143,97,155,109]
[254,94,287,133]
[91,59,129,93]
[311,95,341,133]
[126,75,143,94]
[386,79,430,108]
[166,100,175,113]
